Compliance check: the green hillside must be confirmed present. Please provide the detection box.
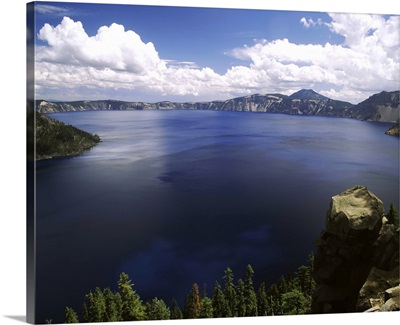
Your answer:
[36,112,101,160]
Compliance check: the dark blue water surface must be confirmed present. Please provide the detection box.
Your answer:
[35,110,399,322]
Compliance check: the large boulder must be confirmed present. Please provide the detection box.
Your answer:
[311,186,399,313]
[325,186,383,243]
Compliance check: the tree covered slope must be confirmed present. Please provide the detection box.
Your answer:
[35,112,101,160]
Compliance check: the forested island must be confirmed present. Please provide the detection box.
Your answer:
[35,112,101,160]
[385,121,399,136]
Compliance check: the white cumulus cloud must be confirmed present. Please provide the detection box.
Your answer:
[300,17,324,28]
[35,14,399,104]
[35,17,237,101]
[37,17,166,74]
[229,13,399,102]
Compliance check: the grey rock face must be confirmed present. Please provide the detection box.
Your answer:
[357,267,399,312]
[351,91,400,122]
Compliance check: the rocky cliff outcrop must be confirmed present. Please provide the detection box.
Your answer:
[352,91,400,122]
[36,89,400,122]
[312,186,399,313]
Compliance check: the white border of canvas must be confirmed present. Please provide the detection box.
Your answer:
[1,1,398,324]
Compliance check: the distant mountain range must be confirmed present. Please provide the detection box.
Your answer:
[36,89,400,122]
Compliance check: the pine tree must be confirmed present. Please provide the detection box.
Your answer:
[267,283,280,315]
[296,265,309,292]
[244,264,258,316]
[235,278,246,317]
[83,287,106,322]
[387,202,399,228]
[145,298,170,320]
[118,272,146,321]
[82,302,89,322]
[183,283,201,319]
[211,281,227,318]
[281,289,309,315]
[103,287,121,322]
[200,296,214,318]
[277,275,289,294]
[170,299,183,319]
[64,306,79,323]
[295,253,315,298]
[199,284,214,318]
[113,292,123,320]
[284,273,297,292]
[257,282,268,316]
[306,252,316,297]
[223,267,237,317]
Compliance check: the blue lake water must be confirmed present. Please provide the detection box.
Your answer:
[35,110,399,322]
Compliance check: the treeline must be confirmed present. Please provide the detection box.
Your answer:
[36,112,101,160]
[61,205,399,323]
[63,253,315,323]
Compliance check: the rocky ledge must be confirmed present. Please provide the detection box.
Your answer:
[312,186,399,313]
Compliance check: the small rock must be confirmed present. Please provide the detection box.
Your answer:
[380,297,400,311]
[385,286,400,300]
[364,306,380,312]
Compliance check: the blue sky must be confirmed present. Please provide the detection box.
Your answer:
[32,1,400,103]
[34,3,344,74]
